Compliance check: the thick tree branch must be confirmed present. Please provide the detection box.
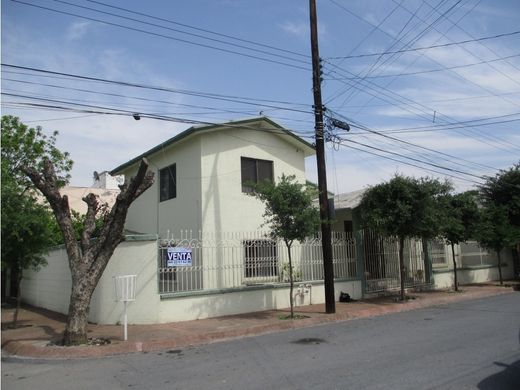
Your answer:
[81,193,99,252]
[23,160,81,270]
[88,158,154,274]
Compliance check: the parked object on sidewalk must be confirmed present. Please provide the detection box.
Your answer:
[339,292,355,302]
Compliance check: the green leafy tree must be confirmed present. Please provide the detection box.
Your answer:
[1,169,55,327]
[476,205,517,285]
[478,163,520,284]
[253,175,320,318]
[439,191,480,291]
[1,116,154,345]
[359,175,452,300]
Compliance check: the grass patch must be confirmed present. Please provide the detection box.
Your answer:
[278,314,310,320]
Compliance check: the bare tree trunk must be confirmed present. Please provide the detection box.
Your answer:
[497,250,503,285]
[12,269,23,328]
[24,158,154,346]
[399,236,405,301]
[451,243,458,292]
[63,282,96,345]
[286,241,294,319]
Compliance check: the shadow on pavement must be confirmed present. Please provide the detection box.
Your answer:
[477,360,520,390]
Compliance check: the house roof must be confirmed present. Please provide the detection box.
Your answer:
[111,116,315,175]
[333,188,367,210]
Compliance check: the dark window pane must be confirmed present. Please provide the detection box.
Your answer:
[257,160,273,183]
[241,157,273,193]
[241,157,257,193]
[159,164,176,202]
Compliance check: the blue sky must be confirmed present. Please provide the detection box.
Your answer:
[2,0,519,194]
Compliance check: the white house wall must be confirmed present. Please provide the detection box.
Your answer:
[122,136,203,237]
[199,127,307,233]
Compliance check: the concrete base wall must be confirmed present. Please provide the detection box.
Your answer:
[433,263,514,290]
[157,280,362,323]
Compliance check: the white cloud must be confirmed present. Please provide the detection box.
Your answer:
[67,21,91,41]
[280,21,308,38]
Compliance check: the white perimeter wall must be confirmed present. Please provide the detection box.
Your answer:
[433,247,514,289]
[21,239,361,325]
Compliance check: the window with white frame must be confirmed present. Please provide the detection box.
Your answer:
[241,157,273,193]
[243,239,278,280]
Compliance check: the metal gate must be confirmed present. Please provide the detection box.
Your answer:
[362,230,429,294]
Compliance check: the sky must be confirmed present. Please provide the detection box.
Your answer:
[2,0,520,196]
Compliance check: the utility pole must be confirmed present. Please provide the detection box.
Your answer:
[309,0,335,314]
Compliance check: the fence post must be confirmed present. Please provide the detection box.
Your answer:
[355,230,366,296]
[422,239,433,286]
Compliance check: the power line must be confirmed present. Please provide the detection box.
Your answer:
[1,64,313,114]
[86,0,309,59]
[338,136,484,180]
[326,29,520,60]
[328,109,502,171]
[11,0,311,71]
[324,53,520,81]
[338,142,482,185]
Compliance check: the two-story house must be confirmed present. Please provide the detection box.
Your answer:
[111,116,315,237]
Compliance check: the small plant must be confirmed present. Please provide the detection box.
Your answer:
[281,262,301,283]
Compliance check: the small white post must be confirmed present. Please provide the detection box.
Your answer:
[113,275,136,342]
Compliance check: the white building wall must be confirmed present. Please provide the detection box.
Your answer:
[199,127,308,233]
[21,239,159,325]
[433,247,514,289]
[21,248,71,314]
[122,136,202,237]
[21,238,362,325]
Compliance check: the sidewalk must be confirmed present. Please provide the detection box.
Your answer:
[2,283,517,359]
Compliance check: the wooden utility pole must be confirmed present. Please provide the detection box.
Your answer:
[309,0,335,313]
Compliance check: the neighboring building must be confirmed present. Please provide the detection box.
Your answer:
[330,189,515,294]
[92,170,124,190]
[111,116,315,237]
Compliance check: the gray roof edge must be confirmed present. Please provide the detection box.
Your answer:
[111,116,315,175]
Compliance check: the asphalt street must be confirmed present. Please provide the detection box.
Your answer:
[2,292,519,390]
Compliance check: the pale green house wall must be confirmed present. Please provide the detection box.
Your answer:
[115,118,313,237]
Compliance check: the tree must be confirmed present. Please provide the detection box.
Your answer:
[439,191,480,291]
[478,163,520,285]
[359,175,452,300]
[1,116,155,345]
[253,175,320,318]
[479,163,520,229]
[1,168,54,327]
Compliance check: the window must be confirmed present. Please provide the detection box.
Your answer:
[159,164,176,202]
[241,157,273,193]
[243,240,278,280]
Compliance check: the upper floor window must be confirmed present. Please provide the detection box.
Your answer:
[160,164,176,202]
[241,157,273,193]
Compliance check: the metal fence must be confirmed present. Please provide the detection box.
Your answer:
[362,230,429,293]
[158,230,357,294]
[459,241,498,267]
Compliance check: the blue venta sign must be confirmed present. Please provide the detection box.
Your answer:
[166,247,192,267]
